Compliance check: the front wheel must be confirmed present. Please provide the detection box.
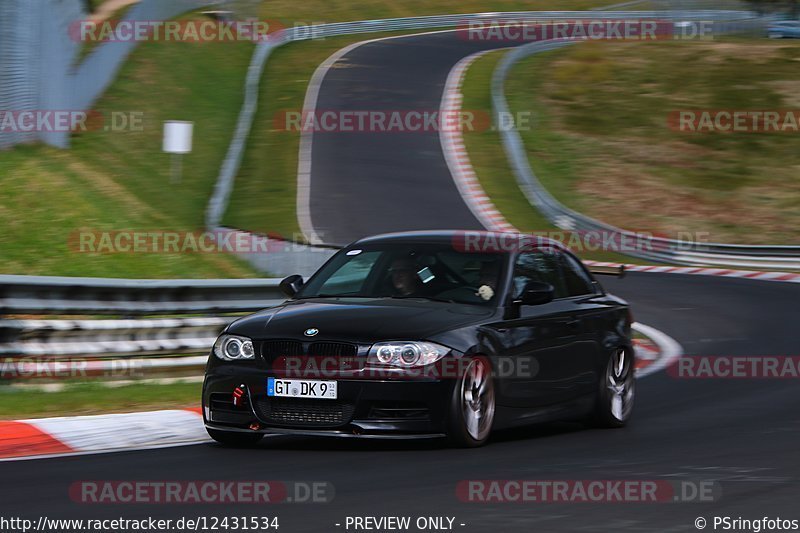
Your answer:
[447,357,495,447]
[592,348,635,428]
[207,428,263,447]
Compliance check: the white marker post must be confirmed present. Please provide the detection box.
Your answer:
[163,121,194,184]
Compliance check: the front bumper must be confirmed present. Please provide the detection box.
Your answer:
[202,368,454,438]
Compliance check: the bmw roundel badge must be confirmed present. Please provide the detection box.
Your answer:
[304,328,319,337]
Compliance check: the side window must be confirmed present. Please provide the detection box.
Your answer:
[560,253,596,297]
[513,250,567,299]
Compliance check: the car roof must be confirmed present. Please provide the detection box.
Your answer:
[350,230,566,252]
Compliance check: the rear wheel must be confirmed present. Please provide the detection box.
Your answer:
[447,358,495,447]
[207,428,263,447]
[593,348,635,428]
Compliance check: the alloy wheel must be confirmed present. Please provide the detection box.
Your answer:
[607,348,635,422]
[460,358,495,441]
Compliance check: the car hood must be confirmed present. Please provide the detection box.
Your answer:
[227,298,495,344]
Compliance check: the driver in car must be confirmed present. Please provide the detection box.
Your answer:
[389,257,423,296]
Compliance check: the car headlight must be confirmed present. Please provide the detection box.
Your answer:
[213,334,255,361]
[368,341,449,368]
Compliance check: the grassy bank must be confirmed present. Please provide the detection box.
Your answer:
[502,38,800,245]
[257,0,616,24]
[1,0,636,277]
[0,13,259,278]
[0,381,201,419]
[459,50,647,264]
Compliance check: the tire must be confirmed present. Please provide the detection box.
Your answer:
[447,357,495,447]
[207,428,263,447]
[592,347,635,428]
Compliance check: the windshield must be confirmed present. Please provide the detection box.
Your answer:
[296,243,507,306]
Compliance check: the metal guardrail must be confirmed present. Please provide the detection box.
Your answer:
[0,274,288,372]
[0,355,210,378]
[0,275,287,376]
[0,317,233,357]
[0,274,285,315]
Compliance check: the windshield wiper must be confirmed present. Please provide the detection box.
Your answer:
[386,295,457,304]
[298,294,458,304]
[296,293,368,299]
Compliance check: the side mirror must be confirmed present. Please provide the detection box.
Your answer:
[516,281,554,306]
[279,275,304,298]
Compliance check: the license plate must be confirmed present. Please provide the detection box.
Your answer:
[267,377,337,400]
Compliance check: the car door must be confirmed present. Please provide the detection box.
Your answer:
[555,250,606,397]
[491,248,593,408]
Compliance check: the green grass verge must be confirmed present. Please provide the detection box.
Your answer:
[0,381,201,419]
[0,0,628,277]
[460,52,551,233]
[503,38,800,245]
[460,50,648,265]
[0,13,259,278]
[258,0,614,24]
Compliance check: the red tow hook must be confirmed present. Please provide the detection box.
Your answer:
[232,384,248,408]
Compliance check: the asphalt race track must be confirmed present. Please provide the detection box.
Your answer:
[307,31,519,246]
[3,31,798,533]
[2,274,798,532]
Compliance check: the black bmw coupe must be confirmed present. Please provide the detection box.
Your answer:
[202,231,634,447]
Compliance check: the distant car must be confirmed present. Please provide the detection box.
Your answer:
[767,21,800,38]
[202,231,634,447]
